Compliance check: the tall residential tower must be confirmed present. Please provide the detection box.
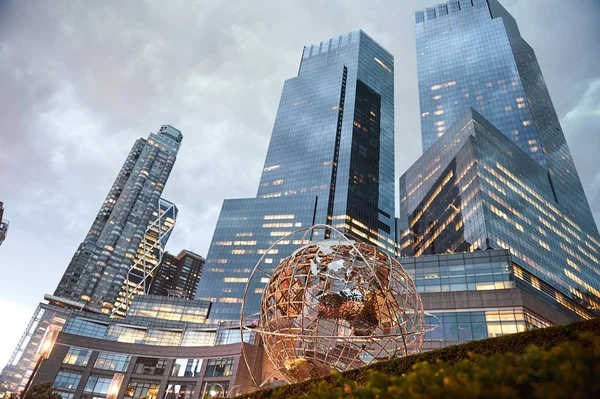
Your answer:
[197,31,396,322]
[51,125,182,314]
[0,125,182,396]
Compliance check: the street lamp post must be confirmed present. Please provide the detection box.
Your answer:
[20,327,59,399]
[201,382,225,398]
[227,385,241,397]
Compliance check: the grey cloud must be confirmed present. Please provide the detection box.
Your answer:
[562,79,600,225]
[0,0,599,367]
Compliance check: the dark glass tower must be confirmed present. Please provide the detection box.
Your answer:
[415,0,597,236]
[149,250,205,299]
[197,31,395,322]
[52,125,183,314]
[401,0,600,313]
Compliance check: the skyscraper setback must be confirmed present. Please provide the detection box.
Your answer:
[52,124,182,314]
[400,0,600,313]
[197,31,396,322]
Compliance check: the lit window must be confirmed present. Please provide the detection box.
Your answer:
[63,348,92,367]
[374,57,392,73]
[515,223,524,232]
[270,231,293,237]
[263,165,280,172]
[522,120,532,126]
[223,278,248,283]
[264,214,294,220]
[431,81,456,91]
[263,222,293,228]
[219,298,242,303]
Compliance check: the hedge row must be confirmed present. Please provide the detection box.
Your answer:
[240,318,600,399]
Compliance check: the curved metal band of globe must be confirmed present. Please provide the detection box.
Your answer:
[239,226,316,387]
[240,225,428,386]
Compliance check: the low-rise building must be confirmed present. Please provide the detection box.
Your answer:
[28,296,262,399]
[402,249,593,351]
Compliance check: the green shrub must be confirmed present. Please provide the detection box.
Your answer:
[304,333,600,398]
[241,318,600,399]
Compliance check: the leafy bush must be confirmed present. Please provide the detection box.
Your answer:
[306,333,600,398]
[241,318,600,399]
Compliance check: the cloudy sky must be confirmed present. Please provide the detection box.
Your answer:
[0,0,599,367]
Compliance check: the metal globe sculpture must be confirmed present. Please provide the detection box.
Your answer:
[241,225,426,384]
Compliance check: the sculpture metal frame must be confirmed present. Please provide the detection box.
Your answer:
[240,224,430,385]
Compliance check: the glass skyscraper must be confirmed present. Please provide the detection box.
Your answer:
[1,126,183,397]
[415,0,597,236]
[52,125,182,315]
[401,0,600,314]
[197,31,396,322]
[400,108,600,312]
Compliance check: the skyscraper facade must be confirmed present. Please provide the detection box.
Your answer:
[400,108,600,312]
[401,0,600,314]
[197,31,396,322]
[0,201,8,246]
[149,250,206,299]
[52,125,183,314]
[415,0,597,237]
[1,126,183,397]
